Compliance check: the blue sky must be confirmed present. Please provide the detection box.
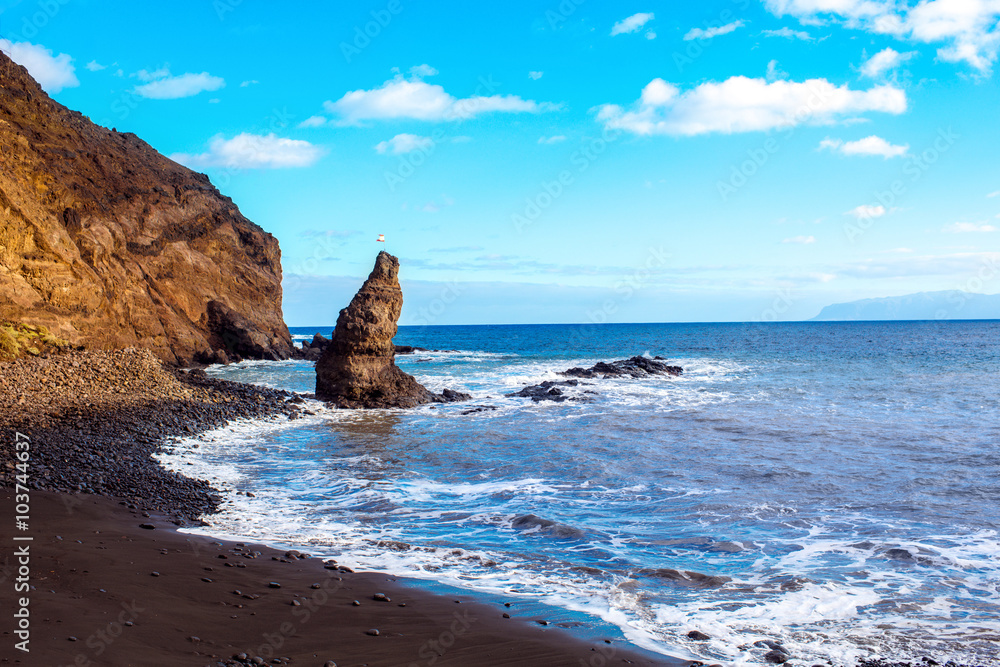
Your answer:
[2,0,999,325]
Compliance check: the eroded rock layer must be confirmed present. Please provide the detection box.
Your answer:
[0,50,293,364]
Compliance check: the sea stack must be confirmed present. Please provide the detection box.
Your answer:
[315,251,469,408]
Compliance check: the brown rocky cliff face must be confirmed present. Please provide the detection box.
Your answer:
[316,252,469,408]
[0,50,293,364]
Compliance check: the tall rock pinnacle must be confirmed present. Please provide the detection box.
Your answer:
[315,251,468,408]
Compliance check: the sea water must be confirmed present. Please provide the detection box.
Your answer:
[156,321,1000,665]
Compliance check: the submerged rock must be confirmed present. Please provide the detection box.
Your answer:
[315,252,470,408]
[505,379,590,402]
[511,514,586,540]
[560,355,682,379]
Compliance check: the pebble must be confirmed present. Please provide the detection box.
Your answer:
[765,650,791,664]
[150,571,160,577]
[352,600,361,606]
[324,662,337,667]
[688,630,711,640]
[365,628,380,636]
[201,577,213,583]
[373,593,390,602]
[139,523,155,530]
[502,613,510,619]
[268,582,281,588]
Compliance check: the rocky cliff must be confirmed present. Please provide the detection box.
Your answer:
[315,251,468,408]
[0,50,294,364]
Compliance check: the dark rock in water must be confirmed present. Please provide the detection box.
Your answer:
[461,405,498,415]
[636,567,731,588]
[764,649,791,664]
[511,514,586,540]
[560,356,682,379]
[300,333,331,361]
[315,252,468,408]
[687,630,711,641]
[884,547,914,561]
[506,379,588,403]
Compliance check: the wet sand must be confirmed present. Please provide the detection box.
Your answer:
[0,490,679,666]
[0,350,681,666]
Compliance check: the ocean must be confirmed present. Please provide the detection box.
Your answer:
[156,321,1000,666]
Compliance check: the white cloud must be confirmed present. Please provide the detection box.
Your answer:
[819,135,909,158]
[170,133,324,169]
[944,221,997,232]
[86,60,106,72]
[409,64,439,78]
[297,116,327,128]
[240,80,259,87]
[537,135,567,144]
[324,67,558,123]
[847,204,887,219]
[136,66,171,82]
[597,76,906,136]
[0,39,79,93]
[766,59,788,80]
[646,31,657,40]
[684,20,745,41]
[987,190,1000,197]
[134,70,225,99]
[764,0,1000,73]
[861,47,918,77]
[762,27,814,40]
[529,71,544,80]
[611,12,655,36]
[782,235,817,244]
[374,133,435,154]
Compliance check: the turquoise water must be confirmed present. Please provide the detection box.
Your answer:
[159,321,1000,666]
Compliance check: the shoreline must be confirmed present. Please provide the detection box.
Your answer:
[0,489,680,666]
[0,349,680,665]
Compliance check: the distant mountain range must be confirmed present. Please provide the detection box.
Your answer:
[811,291,1000,321]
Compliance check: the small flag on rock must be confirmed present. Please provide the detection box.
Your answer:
[377,234,385,242]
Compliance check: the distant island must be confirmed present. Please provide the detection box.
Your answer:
[811,291,1000,321]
